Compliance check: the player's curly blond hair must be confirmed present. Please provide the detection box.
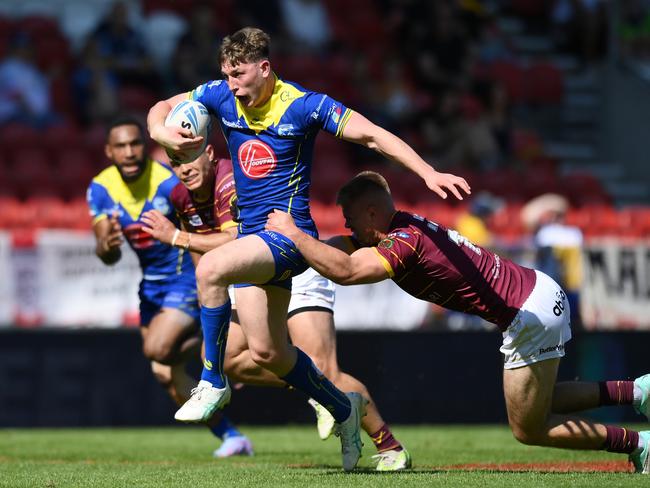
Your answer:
[336,171,392,208]
[219,27,270,67]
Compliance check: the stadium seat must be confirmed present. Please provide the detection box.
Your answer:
[0,124,43,158]
[8,148,52,197]
[510,0,548,17]
[54,150,97,200]
[310,201,346,237]
[488,61,526,104]
[526,62,564,105]
[118,86,159,114]
[43,123,82,152]
[0,195,20,228]
[34,35,72,72]
[64,197,93,230]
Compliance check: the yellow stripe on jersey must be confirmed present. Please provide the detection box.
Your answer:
[235,75,305,133]
[220,220,238,231]
[335,108,353,138]
[93,160,173,222]
[92,214,108,226]
[286,140,304,214]
[373,247,395,278]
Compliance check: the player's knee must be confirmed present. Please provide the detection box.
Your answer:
[509,422,543,446]
[249,347,283,371]
[195,257,226,289]
[143,337,178,365]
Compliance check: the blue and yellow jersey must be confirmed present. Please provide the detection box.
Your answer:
[86,159,194,280]
[189,74,353,236]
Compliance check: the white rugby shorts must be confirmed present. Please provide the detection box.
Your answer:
[288,267,335,316]
[500,270,572,369]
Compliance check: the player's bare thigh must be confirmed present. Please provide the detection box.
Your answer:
[503,358,559,440]
[288,310,338,378]
[234,285,294,374]
[195,235,277,298]
[140,307,197,364]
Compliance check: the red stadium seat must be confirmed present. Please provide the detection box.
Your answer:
[0,195,20,228]
[15,15,61,40]
[34,35,72,72]
[63,197,93,230]
[8,148,54,198]
[43,123,82,152]
[526,62,564,105]
[488,61,526,104]
[0,124,43,158]
[118,86,159,114]
[54,150,97,200]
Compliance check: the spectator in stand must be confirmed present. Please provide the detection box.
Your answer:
[279,0,332,53]
[521,193,584,327]
[421,88,501,171]
[72,38,120,124]
[455,191,503,249]
[551,0,608,67]
[0,32,57,127]
[87,1,157,88]
[171,3,224,92]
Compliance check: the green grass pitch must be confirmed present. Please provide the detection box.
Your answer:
[0,424,643,487]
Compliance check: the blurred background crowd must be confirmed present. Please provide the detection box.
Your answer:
[1,0,649,331]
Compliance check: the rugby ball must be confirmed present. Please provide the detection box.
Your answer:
[164,99,211,163]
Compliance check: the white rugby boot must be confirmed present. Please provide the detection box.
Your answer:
[334,392,367,471]
[308,398,336,440]
[634,374,650,419]
[373,447,412,471]
[175,380,231,423]
[630,431,650,474]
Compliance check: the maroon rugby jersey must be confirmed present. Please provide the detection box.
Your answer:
[170,158,238,234]
[373,211,536,330]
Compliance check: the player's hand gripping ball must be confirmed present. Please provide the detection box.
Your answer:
[164,100,211,163]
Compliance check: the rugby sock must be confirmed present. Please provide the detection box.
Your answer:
[370,424,402,453]
[200,301,231,388]
[603,426,639,454]
[281,348,351,422]
[210,415,242,440]
[598,381,634,406]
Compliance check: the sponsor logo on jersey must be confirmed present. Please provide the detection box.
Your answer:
[277,124,295,136]
[124,223,156,249]
[152,196,171,215]
[311,94,327,120]
[539,344,564,355]
[388,231,410,239]
[280,90,296,102]
[189,214,203,226]
[207,80,222,88]
[221,116,244,129]
[238,139,277,179]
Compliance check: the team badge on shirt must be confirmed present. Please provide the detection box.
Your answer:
[189,215,203,226]
[152,196,171,215]
[378,238,395,249]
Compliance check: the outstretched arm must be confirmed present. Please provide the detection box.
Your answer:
[141,210,237,254]
[266,210,388,285]
[340,111,471,200]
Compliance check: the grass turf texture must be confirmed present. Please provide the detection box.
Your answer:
[0,424,643,487]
